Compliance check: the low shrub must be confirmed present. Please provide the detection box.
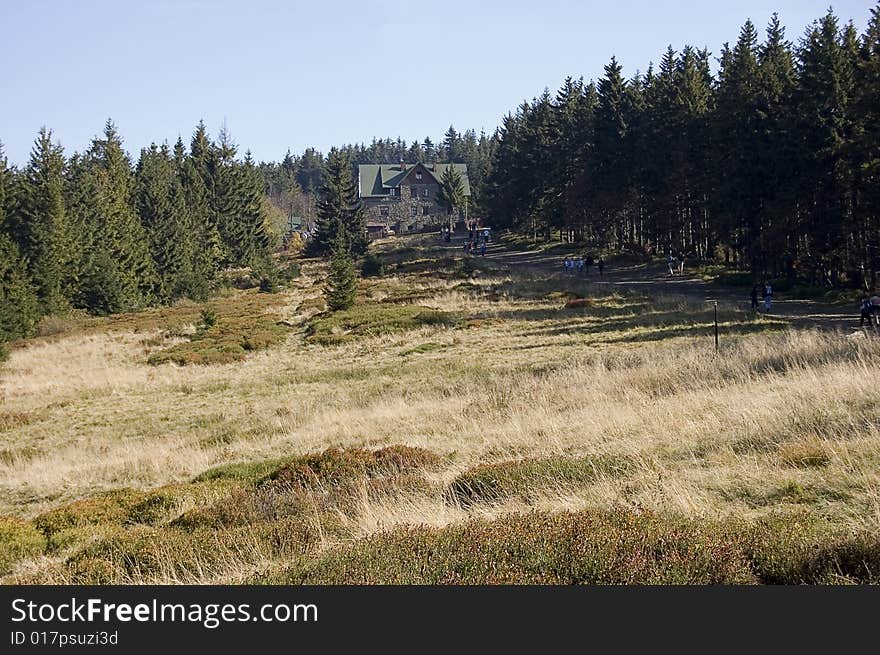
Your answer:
[0,516,46,574]
[447,456,632,506]
[262,509,880,585]
[263,445,442,491]
[63,519,319,584]
[360,253,385,278]
[193,458,291,484]
[34,490,145,538]
[148,307,290,366]
[305,303,458,345]
[265,509,760,584]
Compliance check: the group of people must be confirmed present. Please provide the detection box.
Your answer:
[463,235,487,256]
[860,296,880,329]
[563,255,604,276]
[440,225,453,242]
[666,253,685,276]
[750,282,774,312]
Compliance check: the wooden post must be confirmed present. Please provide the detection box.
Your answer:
[714,301,719,351]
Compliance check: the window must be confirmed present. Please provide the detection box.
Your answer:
[407,224,414,231]
[411,206,418,216]
[388,188,396,196]
[422,189,429,198]
[411,186,418,198]
[415,171,423,180]
[423,206,430,215]
[379,206,390,217]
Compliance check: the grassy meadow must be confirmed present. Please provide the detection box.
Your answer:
[1,234,879,584]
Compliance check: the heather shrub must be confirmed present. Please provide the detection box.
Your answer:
[447,456,632,506]
[0,516,46,574]
[263,446,442,491]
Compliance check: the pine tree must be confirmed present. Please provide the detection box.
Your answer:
[236,151,273,267]
[795,9,858,283]
[135,143,202,302]
[593,57,630,246]
[310,149,366,257]
[0,142,10,232]
[324,232,357,311]
[0,234,40,343]
[856,3,880,289]
[435,165,466,226]
[10,128,69,313]
[73,120,156,313]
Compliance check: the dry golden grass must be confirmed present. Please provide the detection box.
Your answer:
[1,234,878,583]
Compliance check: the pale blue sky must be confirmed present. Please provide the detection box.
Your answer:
[0,0,874,165]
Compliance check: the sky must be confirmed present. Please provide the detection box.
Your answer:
[0,0,875,166]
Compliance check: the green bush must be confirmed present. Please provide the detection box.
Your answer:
[361,253,385,278]
[265,509,760,584]
[0,516,46,574]
[260,509,880,585]
[193,458,291,484]
[263,445,442,491]
[447,456,632,506]
[306,302,458,345]
[33,490,146,538]
[278,262,301,284]
[200,307,217,328]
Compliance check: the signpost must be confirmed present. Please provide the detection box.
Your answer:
[714,301,719,351]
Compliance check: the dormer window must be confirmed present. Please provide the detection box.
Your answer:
[415,171,423,180]
[389,188,396,196]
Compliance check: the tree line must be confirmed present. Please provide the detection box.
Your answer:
[0,120,275,345]
[485,6,880,290]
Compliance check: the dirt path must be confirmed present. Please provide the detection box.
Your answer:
[450,237,867,332]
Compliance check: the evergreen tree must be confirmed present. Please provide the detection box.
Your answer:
[435,165,466,226]
[10,128,69,313]
[324,232,357,311]
[73,120,156,313]
[856,3,880,289]
[0,142,10,233]
[135,143,202,301]
[0,234,40,343]
[795,9,859,283]
[310,149,366,257]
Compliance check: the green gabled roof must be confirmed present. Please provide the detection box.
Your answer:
[358,163,470,198]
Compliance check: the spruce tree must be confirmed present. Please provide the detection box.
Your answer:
[310,149,366,257]
[0,234,40,343]
[0,142,9,232]
[74,120,156,313]
[135,143,199,302]
[324,232,357,311]
[236,151,274,268]
[11,128,69,313]
[436,165,466,226]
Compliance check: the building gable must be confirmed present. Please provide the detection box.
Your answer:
[358,162,470,198]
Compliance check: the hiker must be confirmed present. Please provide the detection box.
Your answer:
[576,257,584,276]
[764,281,773,312]
[750,284,760,311]
[860,297,874,327]
[667,254,675,275]
[598,258,605,276]
[479,239,486,257]
[678,254,685,276]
